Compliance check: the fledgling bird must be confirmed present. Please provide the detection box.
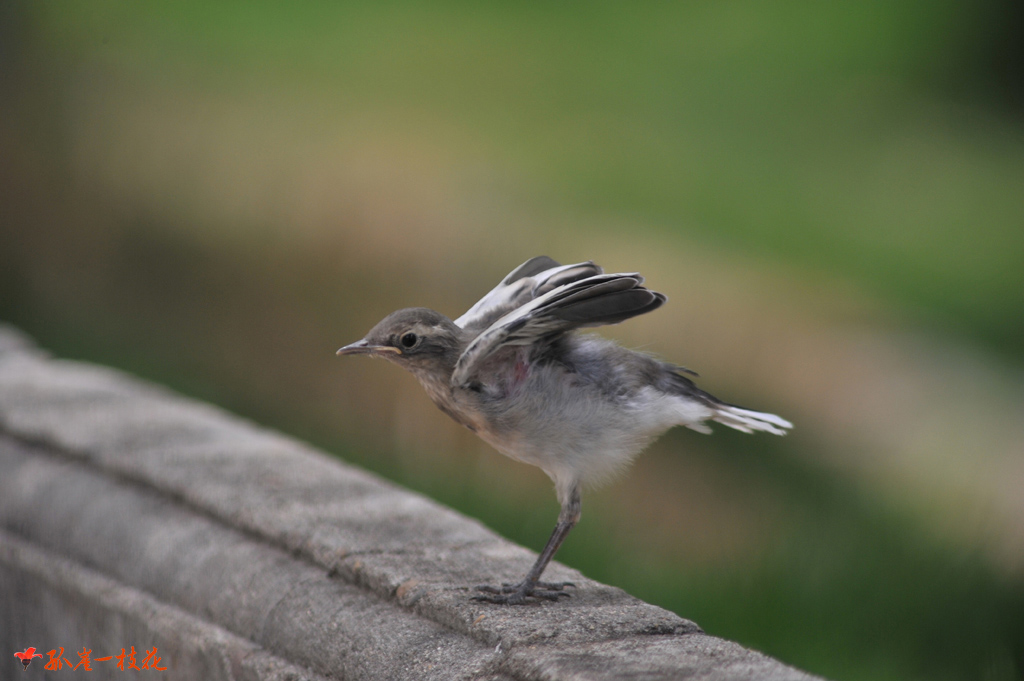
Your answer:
[338,257,792,604]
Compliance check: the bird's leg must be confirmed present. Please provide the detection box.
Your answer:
[474,486,580,605]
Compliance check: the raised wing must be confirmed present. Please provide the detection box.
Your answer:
[453,256,602,333]
[452,272,666,387]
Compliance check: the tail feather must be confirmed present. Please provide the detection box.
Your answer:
[711,405,792,436]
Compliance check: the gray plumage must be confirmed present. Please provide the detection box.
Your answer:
[339,256,791,604]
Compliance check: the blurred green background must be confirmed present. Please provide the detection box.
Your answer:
[2,2,1023,679]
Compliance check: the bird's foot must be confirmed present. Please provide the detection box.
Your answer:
[472,580,575,605]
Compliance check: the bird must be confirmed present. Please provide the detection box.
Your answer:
[338,256,792,604]
[14,648,42,671]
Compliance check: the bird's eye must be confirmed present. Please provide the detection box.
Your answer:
[400,332,418,348]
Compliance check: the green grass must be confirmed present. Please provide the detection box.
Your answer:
[22,0,1024,358]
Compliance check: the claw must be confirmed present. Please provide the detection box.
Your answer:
[472,590,569,604]
[472,580,574,604]
[475,584,502,594]
[480,581,574,593]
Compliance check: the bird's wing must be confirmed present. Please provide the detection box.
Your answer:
[453,256,603,333]
[452,272,665,387]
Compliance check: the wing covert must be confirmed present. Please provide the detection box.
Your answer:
[453,256,602,332]
[452,272,666,388]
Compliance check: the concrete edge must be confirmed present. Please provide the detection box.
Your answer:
[0,324,823,680]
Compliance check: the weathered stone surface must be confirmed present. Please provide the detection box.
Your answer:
[1,530,337,681]
[0,324,822,680]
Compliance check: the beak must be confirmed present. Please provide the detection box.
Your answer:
[336,339,401,356]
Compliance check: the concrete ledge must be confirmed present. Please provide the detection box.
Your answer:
[0,324,821,680]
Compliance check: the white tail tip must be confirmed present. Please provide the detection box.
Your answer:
[712,405,792,435]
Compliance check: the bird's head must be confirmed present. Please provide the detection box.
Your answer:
[337,307,463,377]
